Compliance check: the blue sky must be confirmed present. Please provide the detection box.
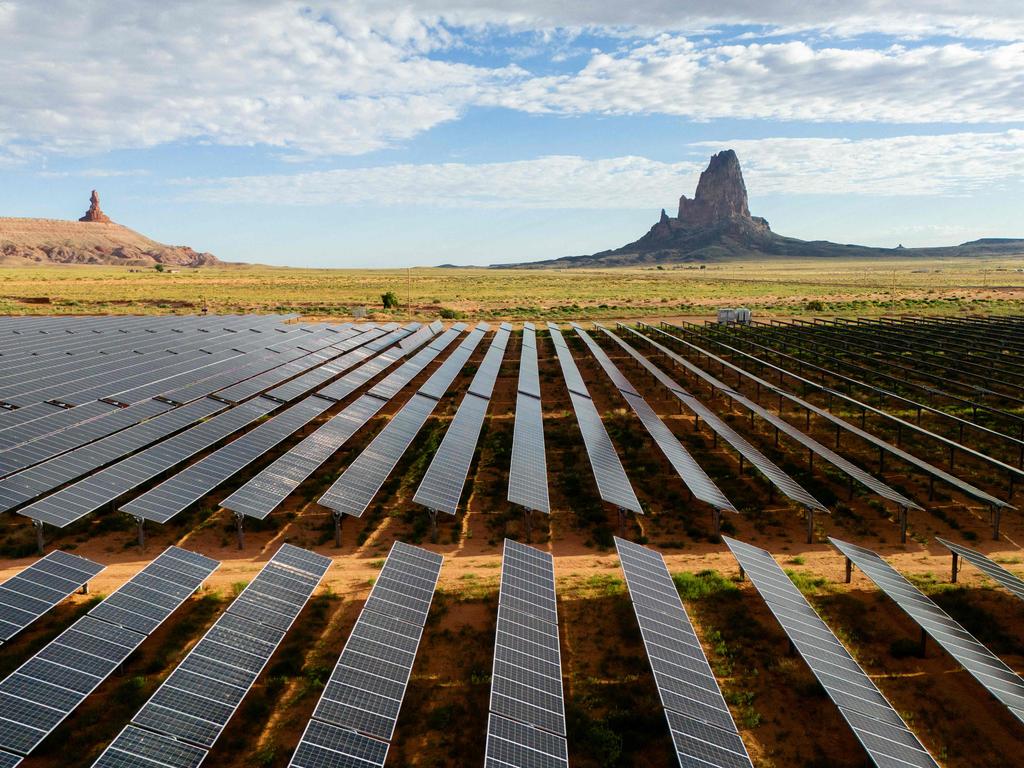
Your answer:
[1,1,1022,267]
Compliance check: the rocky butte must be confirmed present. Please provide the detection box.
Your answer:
[502,149,1024,268]
[0,191,220,267]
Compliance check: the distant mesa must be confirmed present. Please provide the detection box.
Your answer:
[502,149,1024,268]
[79,189,112,223]
[0,190,220,267]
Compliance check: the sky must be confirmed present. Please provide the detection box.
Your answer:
[1,1,1022,267]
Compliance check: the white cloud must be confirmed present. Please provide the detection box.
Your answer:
[36,168,149,178]
[381,1,1024,40]
[1,1,1023,165]
[491,39,1024,124]
[0,0,524,159]
[182,130,1024,208]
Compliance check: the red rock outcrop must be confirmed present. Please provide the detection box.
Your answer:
[79,190,112,223]
[676,150,767,231]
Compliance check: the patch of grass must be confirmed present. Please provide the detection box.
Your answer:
[672,569,738,601]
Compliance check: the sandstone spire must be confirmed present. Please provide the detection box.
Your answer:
[677,149,752,226]
[79,190,111,223]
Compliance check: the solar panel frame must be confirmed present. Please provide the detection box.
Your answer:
[293,541,441,758]
[547,325,642,514]
[934,537,1024,601]
[484,539,569,767]
[0,546,218,756]
[615,537,754,768]
[0,551,104,642]
[723,537,938,768]
[123,544,329,752]
[832,537,1024,726]
[413,326,510,515]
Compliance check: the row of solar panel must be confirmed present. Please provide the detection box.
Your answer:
[413,323,512,515]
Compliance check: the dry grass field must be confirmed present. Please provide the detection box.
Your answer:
[3,256,1023,319]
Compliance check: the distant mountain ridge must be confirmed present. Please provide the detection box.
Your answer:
[501,150,1024,268]
[0,191,219,267]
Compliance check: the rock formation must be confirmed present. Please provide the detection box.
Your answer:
[500,149,1024,268]
[79,190,112,223]
[0,216,220,267]
[676,150,768,233]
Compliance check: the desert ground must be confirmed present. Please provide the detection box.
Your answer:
[0,310,1019,767]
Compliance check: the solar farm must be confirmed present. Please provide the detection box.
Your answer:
[0,312,1020,768]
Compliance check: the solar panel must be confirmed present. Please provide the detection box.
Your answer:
[485,713,568,768]
[619,325,921,513]
[0,751,20,768]
[547,324,641,514]
[650,324,1010,513]
[0,397,226,515]
[0,546,218,756]
[832,537,1024,725]
[222,395,386,520]
[220,333,448,521]
[483,540,567,767]
[489,540,566,734]
[121,396,334,523]
[0,551,104,643]
[615,537,753,768]
[935,537,1024,601]
[290,720,388,768]
[319,327,488,518]
[507,326,549,514]
[723,537,938,768]
[576,326,735,515]
[413,325,510,515]
[617,326,827,515]
[571,392,642,514]
[366,325,464,401]
[19,398,278,528]
[307,542,441,741]
[107,544,329,758]
[93,725,207,768]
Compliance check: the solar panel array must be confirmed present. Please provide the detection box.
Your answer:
[485,539,568,768]
[414,324,511,515]
[121,397,334,523]
[622,325,921,513]
[221,327,447,520]
[616,325,827,514]
[651,324,1010,512]
[319,324,488,518]
[576,326,735,515]
[0,397,225,515]
[547,324,642,514]
[116,324,409,525]
[832,537,1024,725]
[19,397,279,528]
[92,544,330,768]
[0,546,218,757]
[723,537,938,768]
[935,537,1024,601]
[614,537,753,768]
[0,551,104,643]
[508,323,550,514]
[289,541,442,768]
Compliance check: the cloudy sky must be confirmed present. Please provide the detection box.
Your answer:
[1,1,1022,266]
